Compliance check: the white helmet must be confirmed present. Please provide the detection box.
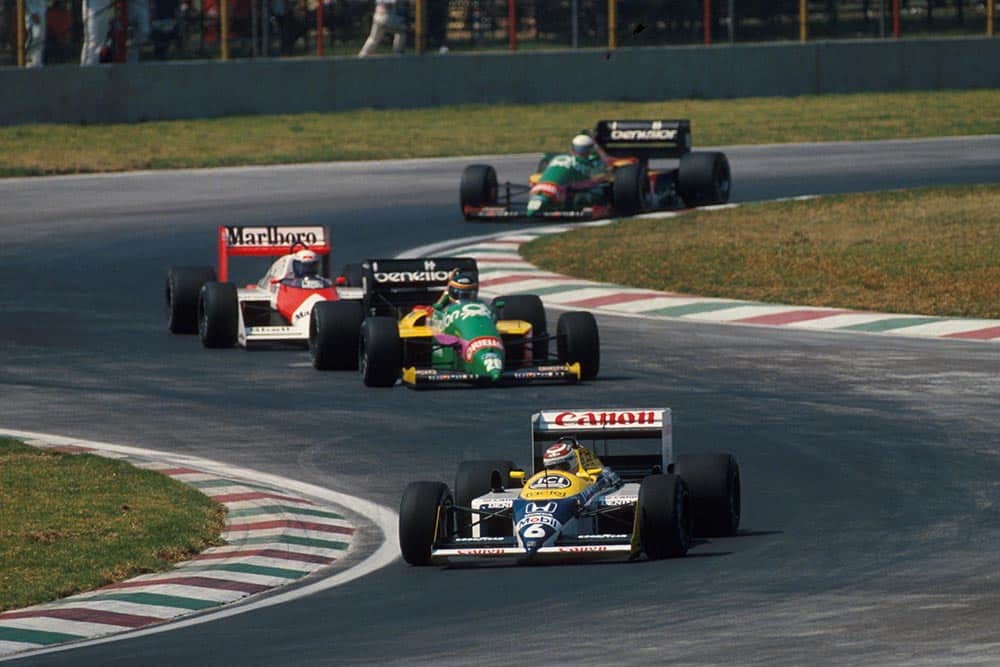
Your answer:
[291,249,320,278]
[571,134,595,158]
[543,437,580,473]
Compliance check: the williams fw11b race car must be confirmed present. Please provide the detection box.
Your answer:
[460,119,731,221]
[399,408,742,565]
[308,257,600,387]
[165,225,363,365]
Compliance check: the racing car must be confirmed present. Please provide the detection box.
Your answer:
[165,225,363,367]
[460,119,731,221]
[398,407,741,565]
[308,257,599,387]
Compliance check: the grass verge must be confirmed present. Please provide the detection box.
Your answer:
[2,89,998,177]
[0,437,227,612]
[520,184,1000,319]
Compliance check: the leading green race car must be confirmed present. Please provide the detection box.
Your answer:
[460,119,731,221]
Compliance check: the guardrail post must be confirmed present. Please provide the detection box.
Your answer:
[892,0,900,38]
[221,0,229,60]
[316,0,324,56]
[16,0,25,66]
[989,0,995,37]
[799,0,808,42]
[703,0,711,45]
[508,0,516,51]
[608,0,616,51]
[415,0,424,54]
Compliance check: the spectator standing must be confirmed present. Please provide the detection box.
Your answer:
[25,0,45,66]
[357,0,405,57]
[81,0,150,64]
[46,0,73,61]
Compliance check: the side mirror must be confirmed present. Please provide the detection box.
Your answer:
[509,469,525,482]
[335,276,347,286]
[493,298,505,312]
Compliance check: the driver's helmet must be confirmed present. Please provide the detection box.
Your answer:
[291,249,320,278]
[543,436,580,474]
[571,134,596,159]
[447,272,478,302]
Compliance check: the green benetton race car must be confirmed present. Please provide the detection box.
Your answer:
[460,119,731,221]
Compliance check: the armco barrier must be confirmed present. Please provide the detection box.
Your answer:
[2,37,998,126]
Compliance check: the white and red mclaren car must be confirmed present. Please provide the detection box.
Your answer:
[165,225,365,369]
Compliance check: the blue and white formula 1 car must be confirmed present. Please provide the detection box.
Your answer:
[398,408,742,565]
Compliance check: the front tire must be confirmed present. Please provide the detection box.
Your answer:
[166,266,216,334]
[454,460,517,538]
[310,300,364,370]
[678,151,731,207]
[674,453,741,537]
[557,311,600,381]
[612,163,647,217]
[460,164,498,219]
[638,474,691,560]
[399,481,453,566]
[493,294,548,362]
[198,282,238,349]
[359,316,402,387]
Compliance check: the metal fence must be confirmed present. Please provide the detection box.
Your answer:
[1,0,995,66]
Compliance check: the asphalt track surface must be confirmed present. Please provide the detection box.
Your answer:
[1,136,999,665]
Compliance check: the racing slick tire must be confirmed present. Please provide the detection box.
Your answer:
[399,481,454,566]
[166,266,216,334]
[678,151,731,207]
[310,300,364,371]
[557,311,600,381]
[638,474,692,560]
[359,316,402,387]
[492,294,548,362]
[612,163,647,217]
[674,453,741,538]
[454,460,517,538]
[197,282,238,349]
[460,164,498,219]
[340,263,363,288]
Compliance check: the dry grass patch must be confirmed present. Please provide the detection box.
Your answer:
[0,437,227,611]
[2,89,998,176]
[521,184,1000,319]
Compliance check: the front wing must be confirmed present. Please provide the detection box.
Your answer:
[400,363,581,388]
[429,534,633,564]
[463,205,609,221]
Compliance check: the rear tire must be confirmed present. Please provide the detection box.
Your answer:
[310,300,364,370]
[359,316,402,387]
[492,294,548,362]
[557,311,600,381]
[678,151,731,207]
[454,460,516,538]
[197,282,238,349]
[460,164,498,219]
[638,474,691,560]
[166,267,216,334]
[399,481,453,566]
[612,163,647,217]
[674,453,741,537]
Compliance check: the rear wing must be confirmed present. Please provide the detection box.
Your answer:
[361,257,478,317]
[593,120,692,160]
[217,225,331,282]
[531,408,672,483]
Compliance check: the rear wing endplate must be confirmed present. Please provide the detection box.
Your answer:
[362,257,478,316]
[531,408,672,482]
[217,225,331,282]
[593,120,692,160]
